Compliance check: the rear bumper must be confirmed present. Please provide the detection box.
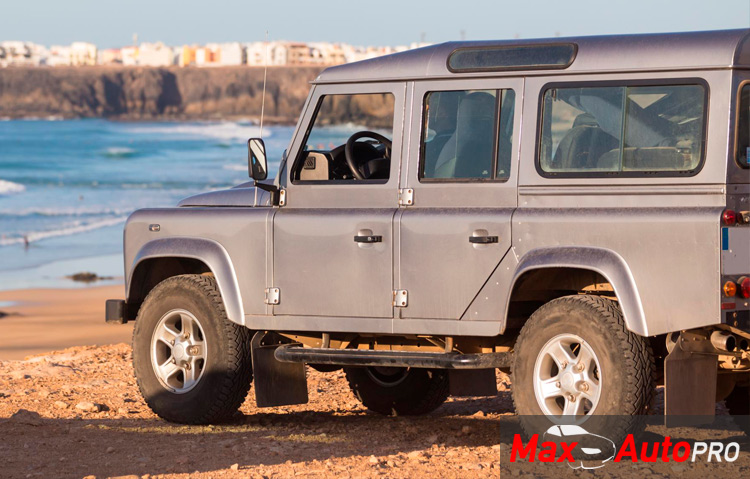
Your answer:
[105,299,129,324]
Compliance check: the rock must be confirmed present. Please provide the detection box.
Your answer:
[461,425,472,434]
[54,401,69,409]
[472,410,485,417]
[0,390,11,398]
[230,464,240,471]
[10,409,43,426]
[368,455,379,465]
[75,401,101,413]
[106,447,115,453]
[406,451,423,460]
[426,434,439,444]
[82,475,96,479]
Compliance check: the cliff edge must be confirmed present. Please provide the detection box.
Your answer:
[0,66,324,122]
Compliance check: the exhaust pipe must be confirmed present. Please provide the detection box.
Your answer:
[711,331,737,352]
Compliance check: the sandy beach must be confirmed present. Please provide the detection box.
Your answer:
[0,284,132,360]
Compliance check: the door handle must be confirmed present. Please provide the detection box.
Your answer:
[354,235,382,243]
[469,235,498,244]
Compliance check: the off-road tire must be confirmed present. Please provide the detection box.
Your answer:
[132,274,253,424]
[725,385,750,436]
[345,366,449,416]
[512,295,655,444]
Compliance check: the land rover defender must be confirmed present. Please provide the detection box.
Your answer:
[107,29,750,439]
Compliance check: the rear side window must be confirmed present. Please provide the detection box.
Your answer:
[420,89,515,180]
[737,84,750,168]
[539,83,706,176]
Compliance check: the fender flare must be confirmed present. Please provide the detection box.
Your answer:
[127,237,245,325]
[507,247,648,336]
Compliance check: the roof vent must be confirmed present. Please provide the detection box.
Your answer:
[448,43,577,73]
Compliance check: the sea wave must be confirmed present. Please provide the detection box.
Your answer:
[126,121,267,142]
[0,179,25,195]
[222,164,247,172]
[0,216,128,247]
[102,146,138,158]
[0,206,134,218]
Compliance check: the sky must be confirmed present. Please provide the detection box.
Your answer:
[2,0,749,48]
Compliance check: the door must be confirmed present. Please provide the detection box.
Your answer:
[273,82,405,318]
[397,78,523,320]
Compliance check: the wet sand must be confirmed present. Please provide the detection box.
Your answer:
[0,285,132,360]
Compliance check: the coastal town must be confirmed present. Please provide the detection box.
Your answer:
[0,39,429,68]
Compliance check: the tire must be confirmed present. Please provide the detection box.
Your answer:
[132,274,253,424]
[725,385,750,436]
[512,295,655,444]
[345,366,449,416]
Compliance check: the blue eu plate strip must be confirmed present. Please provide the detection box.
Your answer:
[722,228,729,251]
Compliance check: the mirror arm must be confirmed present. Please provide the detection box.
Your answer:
[254,180,280,205]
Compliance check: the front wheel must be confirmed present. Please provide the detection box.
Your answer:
[512,295,655,443]
[345,366,449,416]
[132,274,253,424]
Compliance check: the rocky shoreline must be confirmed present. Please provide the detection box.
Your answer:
[0,66,324,122]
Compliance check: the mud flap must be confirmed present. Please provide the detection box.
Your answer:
[664,341,717,426]
[448,369,498,397]
[251,332,309,407]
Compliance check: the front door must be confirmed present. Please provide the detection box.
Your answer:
[273,82,405,318]
[397,78,523,320]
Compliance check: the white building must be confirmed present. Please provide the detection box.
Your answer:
[121,46,138,66]
[218,42,244,66]
[138,42,173,67]
[69,42,97,66]
[0,41,47,67]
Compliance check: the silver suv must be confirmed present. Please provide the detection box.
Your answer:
[107,29,750,440]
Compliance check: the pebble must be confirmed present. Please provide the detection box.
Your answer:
[230,463,240,471]
[54,401,69,409]
[82,475,96,479]
[75,401,101,413]
[368,455,379,464]
[106,447,115,453]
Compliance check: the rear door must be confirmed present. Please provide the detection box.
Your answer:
[397,78,523,320]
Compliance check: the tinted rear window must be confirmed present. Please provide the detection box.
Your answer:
[539,83,707,176]
[737,84,750,168]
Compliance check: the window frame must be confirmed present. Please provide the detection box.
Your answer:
[734,80,750,169]
[534,78,710,179]
[290,91,397,185]
[417,88,515,184]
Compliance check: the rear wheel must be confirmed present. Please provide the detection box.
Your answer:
[345,366,449,416]
[132,274,253,424]
[512,295,655,443]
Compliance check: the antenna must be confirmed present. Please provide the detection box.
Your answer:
[259,30,269,139]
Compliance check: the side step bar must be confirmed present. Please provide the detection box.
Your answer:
[274,344,512,369]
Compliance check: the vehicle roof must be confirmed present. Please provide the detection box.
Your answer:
[314,29,750,84]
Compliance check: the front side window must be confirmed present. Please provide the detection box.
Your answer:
[539,84,706,175]
[294,93,394,182]
[737,84,750,168]
[421,89,515,180]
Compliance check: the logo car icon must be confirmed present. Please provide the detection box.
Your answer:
[543,424,616,470]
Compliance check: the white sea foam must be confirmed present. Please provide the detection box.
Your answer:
[0,216,128,247]
[103,146,137,158]
[126,122,267,142]
[0,179,25,195]
[222,164,247,171]
[0,206,133,218]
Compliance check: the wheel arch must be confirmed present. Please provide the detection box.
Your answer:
[127,237,245,325]
[506,247,647,336]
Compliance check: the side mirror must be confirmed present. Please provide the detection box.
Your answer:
[248,138,268,181]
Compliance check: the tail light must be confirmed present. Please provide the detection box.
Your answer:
[724,281,737,297]
[722,209,737,226]
[740,276,750,299]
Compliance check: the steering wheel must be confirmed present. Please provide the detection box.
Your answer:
[344,131,392,180]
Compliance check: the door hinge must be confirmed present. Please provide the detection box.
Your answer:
[393,290,408,307]
[278,188,287,206]
[265,287,280,305]
[398,188,414,206]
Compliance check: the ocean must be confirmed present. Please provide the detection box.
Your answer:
[0,119,292,290]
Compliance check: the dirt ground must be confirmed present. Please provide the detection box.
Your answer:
[0,344,513,479]
[2,344,750,478]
